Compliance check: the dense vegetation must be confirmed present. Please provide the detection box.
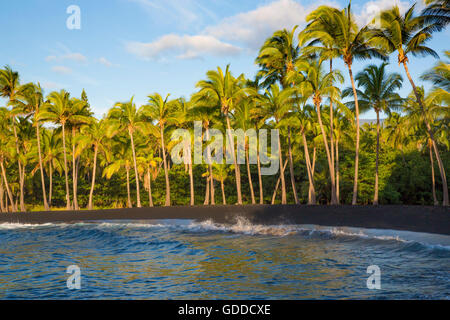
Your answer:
[0,1,449,212]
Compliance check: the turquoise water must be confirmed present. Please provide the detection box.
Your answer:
[0,218,449,299]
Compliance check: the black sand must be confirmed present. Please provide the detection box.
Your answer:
[1,205,449,235]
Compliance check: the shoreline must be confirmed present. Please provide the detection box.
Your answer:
[0,204,449,235]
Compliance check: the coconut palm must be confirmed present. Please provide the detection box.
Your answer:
[343,63,403,205]
[303,3,387,205]
[293,58,343,204]
[256,26,300,88]
[212,163,229,205]
[37,90,73,209]
[103,136,134,208]
[0,107,16,211]
[0,66,28,211]
[76,118,118,209]
[13,83,50,210]
[68,96,92,210]
[373,4,448,206]
[195,66,247,204]
[40,129,63,206]
[108,97,146,208]
[143,93,179,206]
[421,50,450,104]
[254,84,295,204]
[422,0,450,26]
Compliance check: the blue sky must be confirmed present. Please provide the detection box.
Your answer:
[0,0,448,118]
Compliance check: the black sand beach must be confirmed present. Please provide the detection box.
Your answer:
[0,205,449,235]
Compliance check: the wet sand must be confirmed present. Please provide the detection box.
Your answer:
[0,204,449,235]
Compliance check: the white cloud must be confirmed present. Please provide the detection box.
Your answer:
[126,0,337,60]
[98,57,115,67]
[46,52,87,63]
[355,0,412,27]
[126,34,241,60]
[51,66,72,75]
[204,0,317,50]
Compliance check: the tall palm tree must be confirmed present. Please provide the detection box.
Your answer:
[38,90,73,210]
[256,26,300,88]
[68,96,92,210]
[374,4,448,206]
[143,93,179,206]
[293,58,343,204]
[255,84,294,204]
[108,97,146,208]
[77,118,118,209]
[303,3,387,204]
[0,107,16,212]
[343,63,403,205]
[421,50,450,104]
[195,66,247,204]
[103,136,134,208]
[14,83,50,210]
[40,129,63,206]
[0,66,27,211]
[212,164,229,205]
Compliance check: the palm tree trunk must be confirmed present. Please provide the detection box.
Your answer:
[11,121,25,212]
[288,127,299,204]
[0,178,4,212]
[245,146,256,204]
[129,129,142,208]
[271,159,288,204]
[48,162,53,206]
[256,134,264,204]
[348,65,360,205]
[0,160,16,212]
[336,138,340,204]
[277,126,287,204]
[221,178,226,205]
[188,162,195,206]
[309,147,317,203]
[204,176,210,205]
[403,61,448,206]
[36,124,49,210]
[330,59,335,190]
[61,123,71,210]
[225,115,242,204]
[302,131,316,205]
[205,126,215,205]
[429,142,438,206]
[126,166,132,208]
[187,141,194,206]
[160,125,171,206]
[72,128,79,210]
[88,145,98,210]
[147,167,153,207]
[374,110,380,206]
[314,99,337,204]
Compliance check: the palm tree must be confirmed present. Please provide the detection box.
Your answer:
[0,66,27,211]
[77,118,118,209]
[40,129,63,206]
[0,107,16,212]
[256,26,300,88]
[421,50,450,104]
[374,4,448,206]
[303,3,387,204]
[195,66,247,204]
[108,97,146,208]
[38,90,73,210]
[14,83,50,210]
[343,63,403,205]
[143,93,179,206]
[212,163,229,205]
[103,136,134,208]
[68,96,92,210]
[255,84,294,204]
[293,58,343,204]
